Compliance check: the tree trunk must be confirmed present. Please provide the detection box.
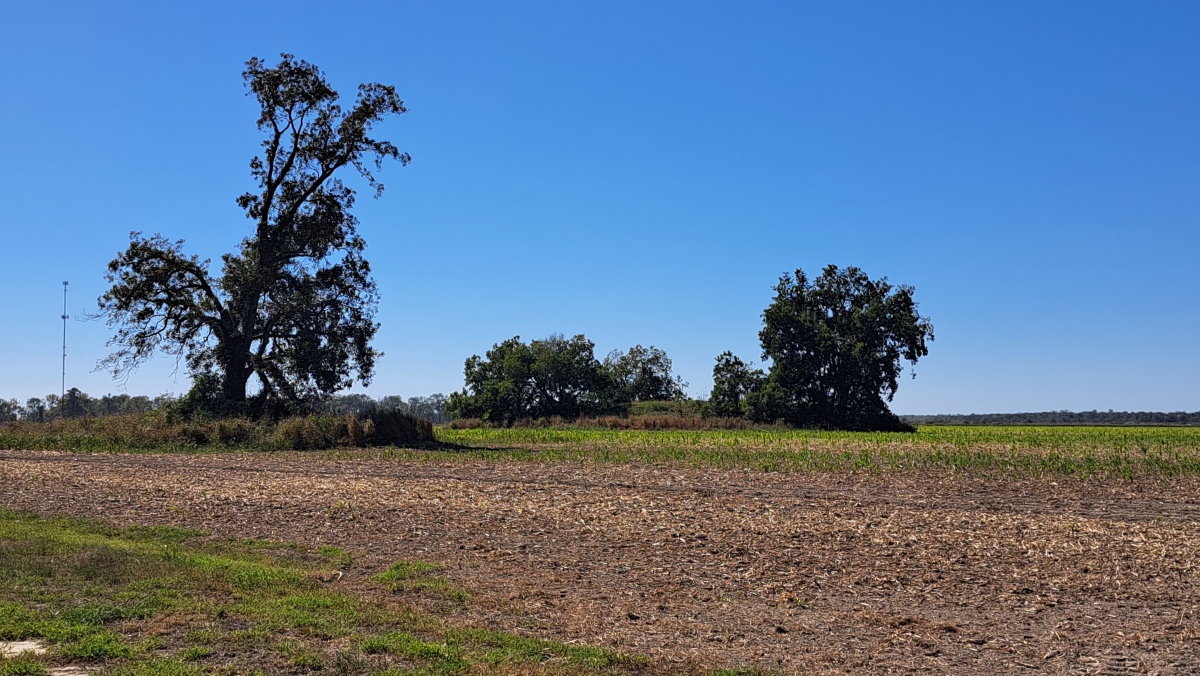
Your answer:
[219,337,253,405]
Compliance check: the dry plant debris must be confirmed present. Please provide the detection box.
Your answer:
[3,449,1199,674]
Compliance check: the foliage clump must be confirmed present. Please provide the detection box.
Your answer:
[445,334,685,425]
[711,265,933,432]
[0,410,432,452]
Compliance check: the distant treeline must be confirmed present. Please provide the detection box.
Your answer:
[901,411,1200,426]
[0,389,174,422]
[322,393,450,425]
[1,390,451,424]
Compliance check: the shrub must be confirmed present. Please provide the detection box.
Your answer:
[362,407,435,446]
[272,416,341,451]
[444,418,486,430]
[214,418,254,444]
[345,414,364,447]
[0,410,435,452]
[627,399,706,417]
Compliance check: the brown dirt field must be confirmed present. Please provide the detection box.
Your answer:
[3,449,1200,674]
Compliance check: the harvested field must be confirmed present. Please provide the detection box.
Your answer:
[3,441,1200,674]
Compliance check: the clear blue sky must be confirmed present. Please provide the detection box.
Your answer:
[1,1,1197,414]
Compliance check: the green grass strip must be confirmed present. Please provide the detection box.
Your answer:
[424,425,1200,478]
[0,508,641,674]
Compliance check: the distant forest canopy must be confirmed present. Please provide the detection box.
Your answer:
[901,411,1200,426]
[0,390,451,424]
[0,389,173,422]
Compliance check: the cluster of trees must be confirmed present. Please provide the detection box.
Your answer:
[706,265,933,432]
[82,56,937,433]
[904,411,1200,426]
[437,267,933,432]
[0,389,175,422]
[444,335,684,424]
[0,389,451,425]
[324,393,450,424]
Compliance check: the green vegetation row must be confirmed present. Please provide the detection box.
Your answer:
[426,425,1200,479]
[1,390,454,426]
[7,412,1200,478]
[445,267,931,432]
[0,508,639,675]
[903,410,1200,426]
[0,409,433,453]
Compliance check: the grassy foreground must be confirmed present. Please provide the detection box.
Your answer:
[423,425,1200,478]
[0,509,638,675]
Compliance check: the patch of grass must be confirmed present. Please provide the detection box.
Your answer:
[318,544,353,568]
[177,645,210,661]
[123,525,207,545]
[107,659,205,676]
[0,653,49,676]
[377,560,442,582]
[359,631,466,671]
[448,628,632,668]
[376,561,470,604]
[249,591,367,638]
[0,509,642,673]
[58,630,135,660]
[359,627,639,670]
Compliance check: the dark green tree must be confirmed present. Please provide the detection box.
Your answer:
[43,395,61,420]
[0,399,19,422]
[602,345,683,406]
[98,54,409,415]
[22,398,47,422]
[61,387,88,419]
[446,334,615,424]
[749,265,933,431]
[405,394,449,423]
[446,337,535,424]
[707,351,764,418]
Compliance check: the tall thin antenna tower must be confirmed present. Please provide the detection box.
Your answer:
[61,281,69,401]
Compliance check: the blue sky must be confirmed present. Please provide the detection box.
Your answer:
[1,1,1197,414]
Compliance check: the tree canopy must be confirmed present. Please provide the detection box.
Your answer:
[97,54,408,416]
[707,351,765,418]
[445,335,683,424]
[603,345,685,406]
[0,390,170,422]
[753,265,933,430]
[710,265,933,431]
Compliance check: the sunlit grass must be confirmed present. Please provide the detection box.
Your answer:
[0,509,640,673]
[420,425,1200,478]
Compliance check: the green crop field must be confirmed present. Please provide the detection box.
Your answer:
[423,425,1200,478]
[6,417,1200,479]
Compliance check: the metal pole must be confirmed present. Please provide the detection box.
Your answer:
[61,281,68,402]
